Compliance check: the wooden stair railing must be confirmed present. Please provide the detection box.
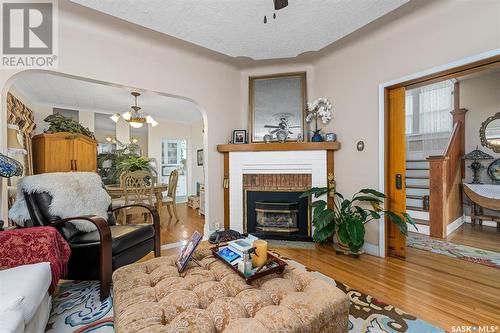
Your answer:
[427,121,464,238]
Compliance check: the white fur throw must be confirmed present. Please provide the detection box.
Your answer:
[9,172,112,232]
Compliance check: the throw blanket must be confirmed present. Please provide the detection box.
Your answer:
[0,227,71,293]
[9,172,111,232]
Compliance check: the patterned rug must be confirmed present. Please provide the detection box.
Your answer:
[407,233,500,269]
[47,256,444,333]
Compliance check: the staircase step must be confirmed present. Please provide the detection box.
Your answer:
[407,167,430,171]
[406,184,429,189]
[406,194,426,200]
[406,176,429,179]
[413,218,429,226]
[407,205,426,212]
[406,159,428,162]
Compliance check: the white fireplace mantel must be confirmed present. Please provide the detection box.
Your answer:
[229,150,327,233]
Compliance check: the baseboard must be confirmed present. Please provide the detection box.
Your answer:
[362,242,379,256]
[447,216,464,236]
[463,216,498,228]
[408,222,429,235]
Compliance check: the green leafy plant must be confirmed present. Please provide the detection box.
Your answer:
[44,113,95,139]
[116,155,156,175]
[300,187,416,254]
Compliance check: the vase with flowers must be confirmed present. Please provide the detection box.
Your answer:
[306,97,332,142]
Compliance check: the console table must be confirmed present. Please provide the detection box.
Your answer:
[463,184,500,228]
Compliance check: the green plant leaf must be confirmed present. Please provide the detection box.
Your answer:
[337,222,349,245]
[346,217,365,247]
[368,210,381,219]
[311,200,327,209]
[313,221,335,243]
[359,188,386,198]
[300,187,329,198]
[385,211,409,236]
[352,195,383,204]
[402,212,418,231]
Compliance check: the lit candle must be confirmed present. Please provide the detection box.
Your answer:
[252,240,268,268]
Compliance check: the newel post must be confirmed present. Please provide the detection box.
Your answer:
[427,155,449,239]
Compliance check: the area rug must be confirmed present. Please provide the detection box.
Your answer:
[407,232,500,269]
[47,257,444,333]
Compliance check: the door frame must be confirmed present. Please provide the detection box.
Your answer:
[378,48,500,257]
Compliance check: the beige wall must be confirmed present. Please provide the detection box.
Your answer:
[0,0,243,230]
[189,119,205,196]
[461,71,500,184]
[2,0,499,248]
[310,0,500,245]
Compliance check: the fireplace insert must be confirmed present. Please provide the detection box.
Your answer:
[245,191,311,241]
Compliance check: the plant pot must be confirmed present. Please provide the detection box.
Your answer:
[334,233,364,258]
[311,133,323,142]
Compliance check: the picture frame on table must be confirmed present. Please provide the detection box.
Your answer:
[232,130,247,144]
[197,149,204,166]
[325,133,337,142]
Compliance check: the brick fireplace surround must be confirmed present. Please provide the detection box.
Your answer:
[217,142,340,236]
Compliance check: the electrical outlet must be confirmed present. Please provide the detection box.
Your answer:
[215,222,220,230]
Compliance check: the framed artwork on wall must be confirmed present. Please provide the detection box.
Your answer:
[248,72,307,143]
[197,149,204,166]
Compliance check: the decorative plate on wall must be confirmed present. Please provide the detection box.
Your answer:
[487,158,500,183]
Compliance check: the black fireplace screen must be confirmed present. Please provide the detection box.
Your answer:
[246,191,310,240]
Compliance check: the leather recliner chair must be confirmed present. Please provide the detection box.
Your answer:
[23,192,161,300]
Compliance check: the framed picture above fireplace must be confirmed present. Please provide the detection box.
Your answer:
[249,72,307,143]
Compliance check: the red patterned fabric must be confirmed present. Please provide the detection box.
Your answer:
[0,226,71,293]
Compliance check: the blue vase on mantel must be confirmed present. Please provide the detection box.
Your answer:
[311,132,323,142]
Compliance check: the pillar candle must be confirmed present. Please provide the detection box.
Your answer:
[252,240,268,268]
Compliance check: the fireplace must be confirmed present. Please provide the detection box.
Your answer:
[245,190,311,241]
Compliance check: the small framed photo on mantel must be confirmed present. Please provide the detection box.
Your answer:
[232,129,247,144]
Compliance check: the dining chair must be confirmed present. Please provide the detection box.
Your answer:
[163,169,179,221]
[118,170,155,224]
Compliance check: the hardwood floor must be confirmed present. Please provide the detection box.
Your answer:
[158,203,205,245]
[125,203,205,245]
[448,222,500,252]
[153,242,500,331]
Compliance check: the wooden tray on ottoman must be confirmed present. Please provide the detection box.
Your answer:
[210,245,287,283]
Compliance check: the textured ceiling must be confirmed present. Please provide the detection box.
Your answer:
[11,73,202,122]
[70,0,409,60]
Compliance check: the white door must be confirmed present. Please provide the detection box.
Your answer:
[161,139,188,203]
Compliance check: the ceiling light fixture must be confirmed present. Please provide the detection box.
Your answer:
[110,92,158,128]
[264,0,288,24]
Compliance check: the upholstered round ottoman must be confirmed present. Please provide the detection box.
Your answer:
[112,249,349,333]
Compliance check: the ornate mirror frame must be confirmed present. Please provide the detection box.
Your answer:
[480,112,500,153]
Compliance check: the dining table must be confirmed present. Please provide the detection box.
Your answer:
[105,183,168,212]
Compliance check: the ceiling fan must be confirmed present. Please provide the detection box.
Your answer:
[264,0,288,24]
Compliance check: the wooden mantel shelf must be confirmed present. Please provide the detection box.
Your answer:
[217,141,340,153]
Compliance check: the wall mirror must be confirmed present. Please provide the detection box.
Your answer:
[249,72,307,143]
[480,112,500,153]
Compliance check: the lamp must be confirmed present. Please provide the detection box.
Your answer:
[0,153,23,230]
[109,92,158,128]
[7,124,27,155]
[464,146,494,184]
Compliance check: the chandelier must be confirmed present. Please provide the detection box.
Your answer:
[110,92,158,128]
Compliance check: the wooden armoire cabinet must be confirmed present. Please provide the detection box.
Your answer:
[32,132,97,174]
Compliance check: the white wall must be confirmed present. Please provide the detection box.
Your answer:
[1,0,243,231]
[461,71,500,184]
[190,119,205,195]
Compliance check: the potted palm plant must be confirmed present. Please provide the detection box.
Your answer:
[300,187,416,256]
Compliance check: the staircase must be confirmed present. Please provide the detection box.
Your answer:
[406,159,430,226]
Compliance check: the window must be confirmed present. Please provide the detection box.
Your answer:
[405,80,454,136]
